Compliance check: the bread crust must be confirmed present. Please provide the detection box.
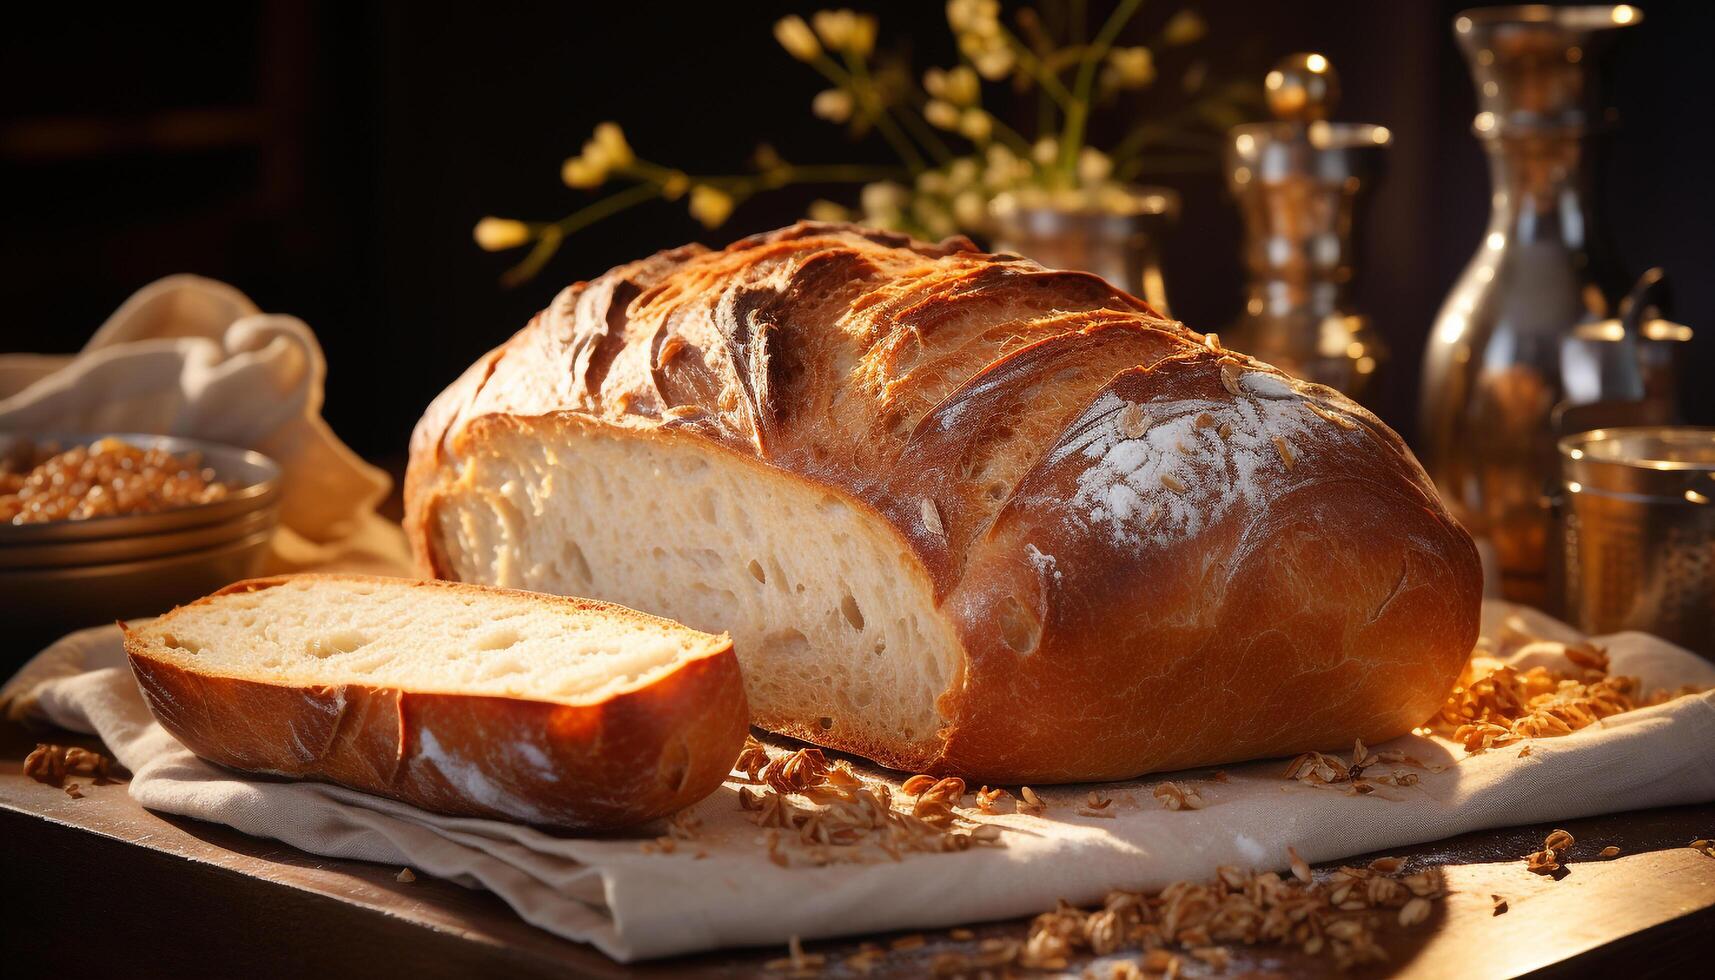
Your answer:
[405,222,1482,782]
[123,574,750,830]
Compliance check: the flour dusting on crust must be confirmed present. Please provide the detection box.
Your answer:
[1048,370,1345,549]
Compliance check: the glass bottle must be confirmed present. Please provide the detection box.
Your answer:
[1419,4,1641,605]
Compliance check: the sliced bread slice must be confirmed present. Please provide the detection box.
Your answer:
[122,573,748,830]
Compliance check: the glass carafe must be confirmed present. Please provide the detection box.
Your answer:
[1419,5,1641,605]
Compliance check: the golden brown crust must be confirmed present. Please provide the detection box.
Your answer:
[405,222,1482,782]
[123,574,750,830]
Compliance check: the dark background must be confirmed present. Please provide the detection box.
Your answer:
[2,1,1710,461]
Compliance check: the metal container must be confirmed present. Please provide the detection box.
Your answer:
[1557,427,1715,657]
[989,186,1179,315]
[1419,5,1643,607]
[0,504,277,570]
[0,433,281,544]
[0,433,281,660]
[1224,53,1392,403]
[1,526,274,634]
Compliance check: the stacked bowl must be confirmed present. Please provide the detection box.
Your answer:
[1,433,280,656]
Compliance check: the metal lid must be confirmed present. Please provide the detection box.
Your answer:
[1228,54,1391,190]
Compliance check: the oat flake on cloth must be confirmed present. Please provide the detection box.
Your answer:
[3,600,1712,962]
[0,274,409,574]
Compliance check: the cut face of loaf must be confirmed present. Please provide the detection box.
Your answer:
[406,222,1483,782]
[428,422,962,769]
[123,574,749,829]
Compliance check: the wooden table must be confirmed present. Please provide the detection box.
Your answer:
[3,721,1711,979]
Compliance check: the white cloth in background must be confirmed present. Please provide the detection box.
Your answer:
[0,274,409,574]
[3,603,1712,962]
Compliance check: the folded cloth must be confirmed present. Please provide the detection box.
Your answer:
[3,603,1712,962]
[0,275,409,574]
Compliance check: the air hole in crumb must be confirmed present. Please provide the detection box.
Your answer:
[765,629,811,661]
[696,493,719,526]
[564,541,592,583]
[308,631,371,658]
[747,559,767,584]
[475,629,522,652]
[817,716,834,731]
[840,593,865,631]
[996,594,1041,654]
[480,656,527,678]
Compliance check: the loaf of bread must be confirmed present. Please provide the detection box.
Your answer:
[123,574,748,829]
[406,222,1481,783]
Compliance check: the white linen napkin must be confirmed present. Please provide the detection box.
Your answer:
[4,603,1711,963]
[0,274,409,574]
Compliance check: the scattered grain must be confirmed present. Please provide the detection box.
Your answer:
[1119,401,1151,439]
[1152,781,1205,811]
[920,497,945,538]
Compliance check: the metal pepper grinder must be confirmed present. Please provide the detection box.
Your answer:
[1224,53,1392,403]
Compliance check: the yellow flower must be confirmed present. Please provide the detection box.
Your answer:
[924,99,961,130]
[807,199,852,223]
[1104,47,1156,89]
[1032,137,1059,166]
[984,144,1024,188]
[812,9,855,49]
[661,171,690,200]
[812,88,854,123]
[861,180,909,215]
[848,13,878,57]
[472,217,531,252]
[926,65,980,106]
[915,170,949,196]
[1163,10,1207,46]
[969,42,1015,81]
[957,107,992,142]
[946,0,1000,36]
[689,185,735,227]
[592,122,634,169]
[774,15,821,61]
[561,155,607,189]
[580,138,611,169]
[952,190,987,228]
[947,158,979,189]
[1078,146,1113,184]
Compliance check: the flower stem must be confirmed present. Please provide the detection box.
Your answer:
[1059,0,1145,176]
[812,54,928,173]
[501,181,658,286]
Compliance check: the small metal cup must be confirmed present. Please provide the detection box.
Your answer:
[1556,426,1715,657]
